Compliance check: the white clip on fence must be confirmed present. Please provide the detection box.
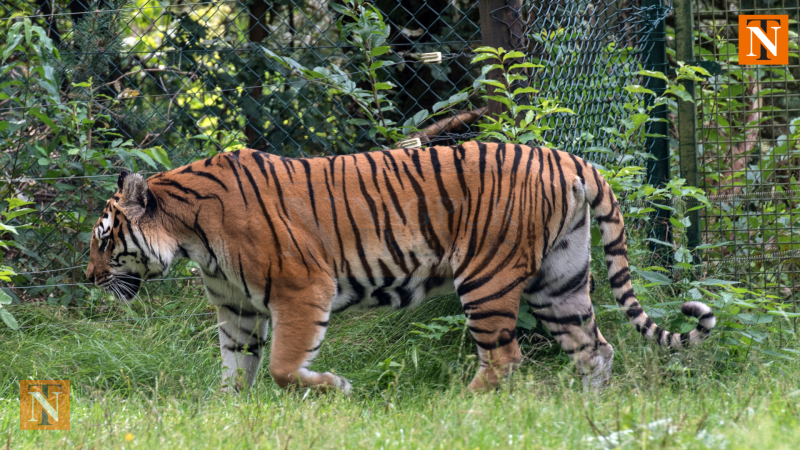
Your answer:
[396,138,422,148]
[418,52,442,64]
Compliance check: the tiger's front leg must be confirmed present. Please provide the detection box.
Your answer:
[267,276,351,393]
[216,304,270,392]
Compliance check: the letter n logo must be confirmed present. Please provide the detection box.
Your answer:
[20,380,70,430]
[739,15,789,65]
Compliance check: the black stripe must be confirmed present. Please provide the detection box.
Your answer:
[307,342,323,353]
[608,267,631,289]
[430,147,455,232]
[452,145,469,196]
[532,307,593,326]
[220,304,258,318]
[263,272,272,308]
[363,152,382,194]
[524,276,546,294]
[625,306,644,319]
[342,164,375,279]
[381,151,404,189]
[382,169,407,225]
[180,165,229,191]
[403,161,444,256]
[355,165,380,238]
[548,262,590,297]
[456,276,492,298]
[569,214,586,233]
[465,310,517,321]
[237,253,250,298]
[225,154,249,207]
[617,289,636,305]
[298,159,320,227]
[603,230,626,253]
[590,168,604,209]
[564,343,591,354]
[462,276,527,310]
[410,149,426,179]
[474,328,516,350]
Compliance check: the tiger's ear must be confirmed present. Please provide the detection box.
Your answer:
[117,170,130,192]
[118,173,150,219]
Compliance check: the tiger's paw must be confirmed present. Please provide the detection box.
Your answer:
[329,373,352,394]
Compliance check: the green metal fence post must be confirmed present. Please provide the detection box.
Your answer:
[643,0,672,267]
[675,0,702,261]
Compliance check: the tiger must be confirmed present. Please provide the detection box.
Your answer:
[86,142,716,393]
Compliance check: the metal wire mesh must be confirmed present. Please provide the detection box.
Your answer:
[0,0,483,302]
[6,0,792,307]
[694,0,800,303]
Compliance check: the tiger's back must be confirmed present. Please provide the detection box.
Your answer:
[87,142,715,392]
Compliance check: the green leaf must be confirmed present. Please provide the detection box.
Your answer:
[128,150,156,169]
[512,87,538,96]
[471,53,498,64]
[370,60,389,70]
[508,63,543,71]
[348,118,372,126]
[694,241,733,250]
[503,51,526,60]
[636,69,669,82]
[4,208,36,221]
[485,95,513,109]
[624,85,656,96]
[370,45,391,57]
[633,269,672,286]
[479,80,507,89]
[0,308,19,330]
[667,88,693,102]
[669,217,686,228]
[115,149,137,171]
[695,279,738,286]
[37,79,59,97]
[516,310,537,330]
[148,147,173,169]
[374,82,394,90]
[0,290,12,305]
[29,108,59,131]
[412,109,428,127]
[432,92,468,112]
[646,238,674,248]
[473,46,500,54]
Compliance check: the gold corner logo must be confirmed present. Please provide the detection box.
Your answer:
[738,15,789,65]
[20,380,70,430]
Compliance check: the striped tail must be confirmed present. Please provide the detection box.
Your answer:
[584,165,715,348]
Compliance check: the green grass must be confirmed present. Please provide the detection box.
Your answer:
[1,286,799,449]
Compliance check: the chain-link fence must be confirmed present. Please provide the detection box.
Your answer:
[693,0,800,303]
[2,0,797,307]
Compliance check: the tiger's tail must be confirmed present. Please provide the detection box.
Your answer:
[584,165,715,348]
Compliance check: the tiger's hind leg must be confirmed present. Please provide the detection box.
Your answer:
[522,206,614,389]
[456,273,527,392]
[267,276,351,393]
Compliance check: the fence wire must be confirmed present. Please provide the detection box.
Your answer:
[694,0,800,303]
[1,0,798,311]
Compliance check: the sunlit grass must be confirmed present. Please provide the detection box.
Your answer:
[1,286,799,449]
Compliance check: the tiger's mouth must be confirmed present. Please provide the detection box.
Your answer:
[97,273,142,300]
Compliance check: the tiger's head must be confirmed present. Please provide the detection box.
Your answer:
[86,171,176,300]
